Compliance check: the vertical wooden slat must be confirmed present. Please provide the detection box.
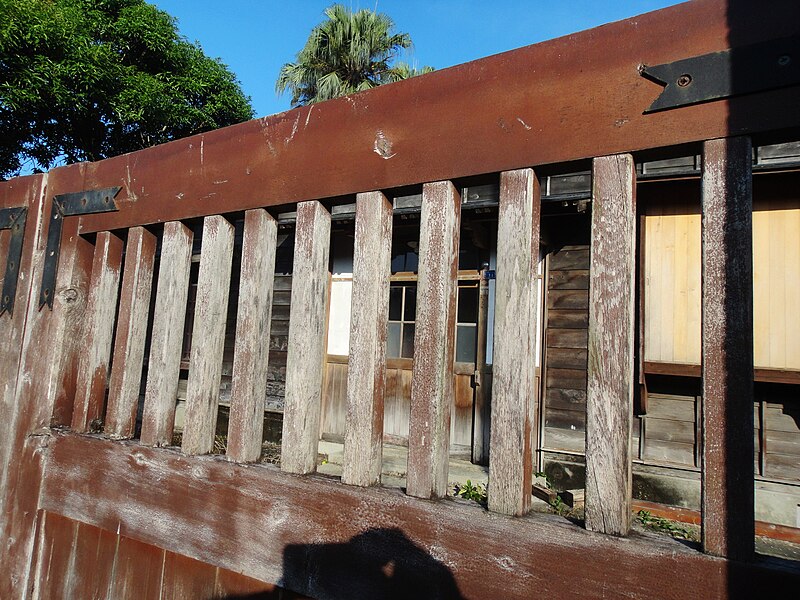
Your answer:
[281,201,331,474]
[585,154,636,535]
[105,227,156,439]
[701,136,754,561]
[341,191,393,486]
[141,222,193,447]
[407,181,461,499]
[71,231,124,432]
[488,168,540,516]
[226,209,277,463]
[182,215,235,455]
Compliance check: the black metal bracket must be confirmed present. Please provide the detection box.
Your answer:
[39,187,121,309]
[640,35,800,112]
[0,207,27,316]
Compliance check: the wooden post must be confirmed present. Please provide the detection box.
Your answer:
[281,201,331,474]
[585,154,636,536]
[407,181,461,499]
[141,222,193,447]
[105,227,157,439]
[71,231,124,432]
[488,168,540,516]
[227,209,278,463]
[182,215,235,455]
[342,191,393,486]
[471,268,490,465]
[701,136,754,561]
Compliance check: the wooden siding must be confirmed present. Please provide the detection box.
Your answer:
[542,245,589,453]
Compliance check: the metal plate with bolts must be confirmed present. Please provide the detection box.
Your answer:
[39,187,121,309]
[0,207,27,316]
[640,35,800,112]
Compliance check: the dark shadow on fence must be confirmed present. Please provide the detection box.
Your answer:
[221,527,465,600]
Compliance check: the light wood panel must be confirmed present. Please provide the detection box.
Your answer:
[644,190,800,370]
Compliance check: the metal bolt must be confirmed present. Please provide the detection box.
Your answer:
[778,55,791,67]
[677,74,692,87]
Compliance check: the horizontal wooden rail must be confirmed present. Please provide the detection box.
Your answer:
[38,433,800,600]
[0,0,784,236]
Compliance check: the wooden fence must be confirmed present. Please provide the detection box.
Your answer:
[1,1,800,597]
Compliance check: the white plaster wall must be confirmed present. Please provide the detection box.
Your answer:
[327,276,352,355]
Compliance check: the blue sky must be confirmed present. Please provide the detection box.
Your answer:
[154,1,682,118]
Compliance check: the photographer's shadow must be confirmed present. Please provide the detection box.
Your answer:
[278,527,466,600]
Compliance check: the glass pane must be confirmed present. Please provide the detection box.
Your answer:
[389,286,402,320]
[386,322,401,358]
[456,325,477,363]
[401,324,415,358]
[404,286,417,321]
[457,286,479,323]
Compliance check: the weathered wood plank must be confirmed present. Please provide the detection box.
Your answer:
[141,221,193,447]
[548,269,589,290]
[227,209,277,463]
[545,347,588,370]
[547,328,588,349]
[548,248,590,271]
[407,181,461,499]
[547,289,589,310]
[0,169,96,599]
[489,168,540,515]
[701,136,755,561]
[71,231,124,432]
[105,227,157,439]
[471,272,491,465]
[546,309,589,329]
[585,153,636,536]
[110,532,166,598]
[282,201,331,474]
[342,191,392,486]
[40,433,800,600]
[182,215,235,455]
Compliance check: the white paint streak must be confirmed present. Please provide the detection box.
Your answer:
[304,105,314,128]
[285,113,300,146]
[516,117,532,130]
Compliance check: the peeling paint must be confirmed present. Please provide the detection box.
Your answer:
[373,130,396,159]
[516,117,532,130]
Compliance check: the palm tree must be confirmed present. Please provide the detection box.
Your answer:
[276,4,433,107]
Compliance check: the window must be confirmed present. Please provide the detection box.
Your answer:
[385,281,480,363]
[387,283,416,359]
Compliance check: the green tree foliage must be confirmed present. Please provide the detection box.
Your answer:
[0,0,254,178]
[276,3,433,107]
